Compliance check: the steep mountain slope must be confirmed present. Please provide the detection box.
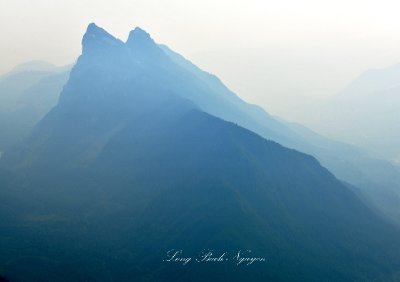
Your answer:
[158,41,400,221]
[1,23,400,281]
[3,26,399,223]
[0,63,70,151]
[281,119,400,223]
[3,108,400,281]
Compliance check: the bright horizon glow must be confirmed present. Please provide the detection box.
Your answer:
[1,0,400,119]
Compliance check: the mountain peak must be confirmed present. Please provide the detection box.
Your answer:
[125,27,166,60]
[82,23,123,55]
[126,26,156,47]
[87,22,101,32]
[131,27,150,37]
[84,23,112,39]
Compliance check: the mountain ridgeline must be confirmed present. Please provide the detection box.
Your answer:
[1,24,400,281]
[2,24,400,222]
[0,62,70,151]
[316,63,400,163]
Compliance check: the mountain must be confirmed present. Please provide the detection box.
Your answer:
[158,42,400,222]
[280,119,400,223]
[308,63,400,164]
[6,60,57,74]
[0,62,71,151]
[5,30,400,224]
[1,23,400,281]
[3,27,400,224]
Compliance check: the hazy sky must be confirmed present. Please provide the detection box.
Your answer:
[2,0,400,119]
